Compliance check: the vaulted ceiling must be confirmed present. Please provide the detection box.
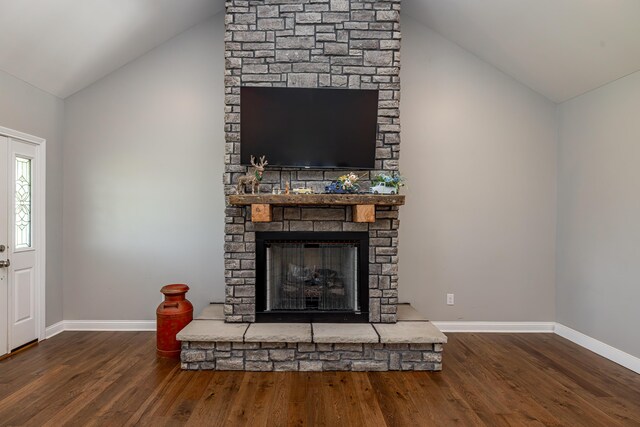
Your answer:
[404,0,640,102]
[0,0,222,98]
[0,1,639,102]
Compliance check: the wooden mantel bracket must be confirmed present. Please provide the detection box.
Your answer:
[228,194,405,223]
[251,204,272,222]
[353,204,376,223]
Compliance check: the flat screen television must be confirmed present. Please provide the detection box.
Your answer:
[240,86,378,169]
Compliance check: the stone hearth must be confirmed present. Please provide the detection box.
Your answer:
[178,304,447,371]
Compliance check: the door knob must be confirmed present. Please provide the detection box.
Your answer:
[0,259,9,268]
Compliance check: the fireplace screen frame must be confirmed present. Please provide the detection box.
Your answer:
[256,232,369,323]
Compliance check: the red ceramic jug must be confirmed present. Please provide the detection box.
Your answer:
[156,284,193,358]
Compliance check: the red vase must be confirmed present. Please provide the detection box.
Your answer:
[156,284,193,358]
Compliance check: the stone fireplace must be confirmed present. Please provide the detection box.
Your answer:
[223,0,402,324]
[178,0,448,372]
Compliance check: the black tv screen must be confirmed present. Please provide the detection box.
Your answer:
[240,86,378,169]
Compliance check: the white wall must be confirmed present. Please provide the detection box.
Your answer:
[399,19,558,321]
[557,71,640,358]
[0,70,65,326]
[62,14,225,320]
[60,15,560,324]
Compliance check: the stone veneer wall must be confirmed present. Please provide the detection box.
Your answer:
[223,0,402,323]
[182,341,443,371]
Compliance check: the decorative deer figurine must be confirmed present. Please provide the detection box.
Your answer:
[236,155,268,194]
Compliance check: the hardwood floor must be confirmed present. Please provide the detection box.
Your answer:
[0,332,638,426]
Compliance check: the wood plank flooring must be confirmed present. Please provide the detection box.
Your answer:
[0,332,638,426]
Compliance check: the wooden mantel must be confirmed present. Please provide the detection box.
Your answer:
[228,194,405,206]
[227,194,405,223]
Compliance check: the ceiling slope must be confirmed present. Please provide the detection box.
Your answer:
[404,0,640,102]
[2,1,639,102]
[0,0,222,98]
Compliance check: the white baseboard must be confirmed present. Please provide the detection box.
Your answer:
[432,321,555,333]
[45,321,65,339]
[46,320,156,333]
[554,323,640,374]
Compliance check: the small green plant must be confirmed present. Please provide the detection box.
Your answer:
[372,173,405,190]
[326,172,363,193]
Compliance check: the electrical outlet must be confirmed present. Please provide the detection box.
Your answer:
[447,293,455,305]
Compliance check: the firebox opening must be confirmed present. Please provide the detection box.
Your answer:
[256,232,369,323]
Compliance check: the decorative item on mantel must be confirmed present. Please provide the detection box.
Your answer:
[325,172,364,194]
[370,173,405,195]
[236,155,268,195]
[292,187,314,194]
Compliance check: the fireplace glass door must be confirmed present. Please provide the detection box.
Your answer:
[256,232,369,322]
[266,243,358,312]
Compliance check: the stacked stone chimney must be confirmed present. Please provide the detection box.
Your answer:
[223,0,402,323]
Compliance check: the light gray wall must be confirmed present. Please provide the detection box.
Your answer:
[61,14,560,323]
[0,70,65,326]
[398,19,558,321]
[557,71,640,358]
[63,14,225,320]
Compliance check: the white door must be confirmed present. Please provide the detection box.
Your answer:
[0,136,7,355]
[0,135,40,354]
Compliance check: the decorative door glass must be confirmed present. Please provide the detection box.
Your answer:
[15,157,31,249]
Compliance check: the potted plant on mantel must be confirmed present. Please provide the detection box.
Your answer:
[370,173,405,195]
[325,172,364,194]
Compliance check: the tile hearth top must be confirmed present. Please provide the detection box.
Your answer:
[244,323,312,343]
[177,320,248,342]
[179,305,447,345]
[374,322,448,344]
[312,323,379,343]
